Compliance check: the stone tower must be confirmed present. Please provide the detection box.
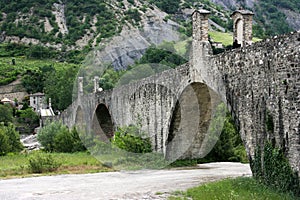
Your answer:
[191,9,213,84]
[192,9,210,42]
[231,9,254,47]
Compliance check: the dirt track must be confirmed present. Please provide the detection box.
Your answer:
[0,162,251,200]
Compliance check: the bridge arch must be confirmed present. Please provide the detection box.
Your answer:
[166,82,212,161]
[91,104,114,141]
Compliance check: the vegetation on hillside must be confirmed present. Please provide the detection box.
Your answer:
[254,0,299,37]
[0,0,298,50]
[0,43,80,111]
[0,0,121,45]
[0,103,39,135]
[99,44,188,90]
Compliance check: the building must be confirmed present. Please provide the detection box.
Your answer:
[29,93,45,112]
[1,97,12,104]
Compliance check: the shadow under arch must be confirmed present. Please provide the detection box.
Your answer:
[165,82,213,161]
[91,104,114,142]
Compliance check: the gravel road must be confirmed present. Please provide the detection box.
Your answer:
[0,162,251,200]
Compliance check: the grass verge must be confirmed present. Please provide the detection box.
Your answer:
[168,177,297,200]
[0,151,113,179]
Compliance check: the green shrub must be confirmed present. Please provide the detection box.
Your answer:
[54,127,86,153]
[0,123,23,156]
[38,122,86,153]
[251,142,300,197]
[4,123,23,152]
[28,152,61,173]
[0,129,10,156]
[16,108,39,133]
[0,104,13,125]
[112,125,152,153]
[38,121,65,152]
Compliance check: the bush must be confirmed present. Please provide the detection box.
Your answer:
[38,121,64,152]
[0,104,13,125]
[16,108,40,133]
[28,152,61,173]
[0,123,23,156]
[112,125,152,153]
[54,127,86,153]
[0,129,10,156]
[38,122,86,153]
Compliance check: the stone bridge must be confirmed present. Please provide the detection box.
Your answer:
[58,10,300,173]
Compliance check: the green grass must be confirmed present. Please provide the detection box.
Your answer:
[168,177,297,200]
[174,38,192,57]
[0,152,113,178]
[209,31,262,47]
[209,31,234,46]
[0,55,77,85]
[171,31,262,57]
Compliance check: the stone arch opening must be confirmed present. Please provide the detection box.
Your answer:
[236,18,244,45]
[166,82,212,161]
[91,104,114,141]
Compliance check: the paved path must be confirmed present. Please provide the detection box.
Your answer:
[0,162,251,200]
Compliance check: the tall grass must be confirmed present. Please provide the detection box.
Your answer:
[0,152,112,178]
[169,177,296,200]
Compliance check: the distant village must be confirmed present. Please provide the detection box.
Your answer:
[1,92,55,131]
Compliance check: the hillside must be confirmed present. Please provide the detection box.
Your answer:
[0,0,298,51]
[211,0,300,36]
[0,0,234,69]
[0,0,299,109]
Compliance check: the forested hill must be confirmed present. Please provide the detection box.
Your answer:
[212,0,300,36]
[0,0,299,51]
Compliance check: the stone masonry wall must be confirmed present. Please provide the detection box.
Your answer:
[210,32,300,174]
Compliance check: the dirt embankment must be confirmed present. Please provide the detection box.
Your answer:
[0,78,28,102]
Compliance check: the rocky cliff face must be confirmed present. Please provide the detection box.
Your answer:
[281,9,300,31]
[83,5,181,70]
[211,0,256,10]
